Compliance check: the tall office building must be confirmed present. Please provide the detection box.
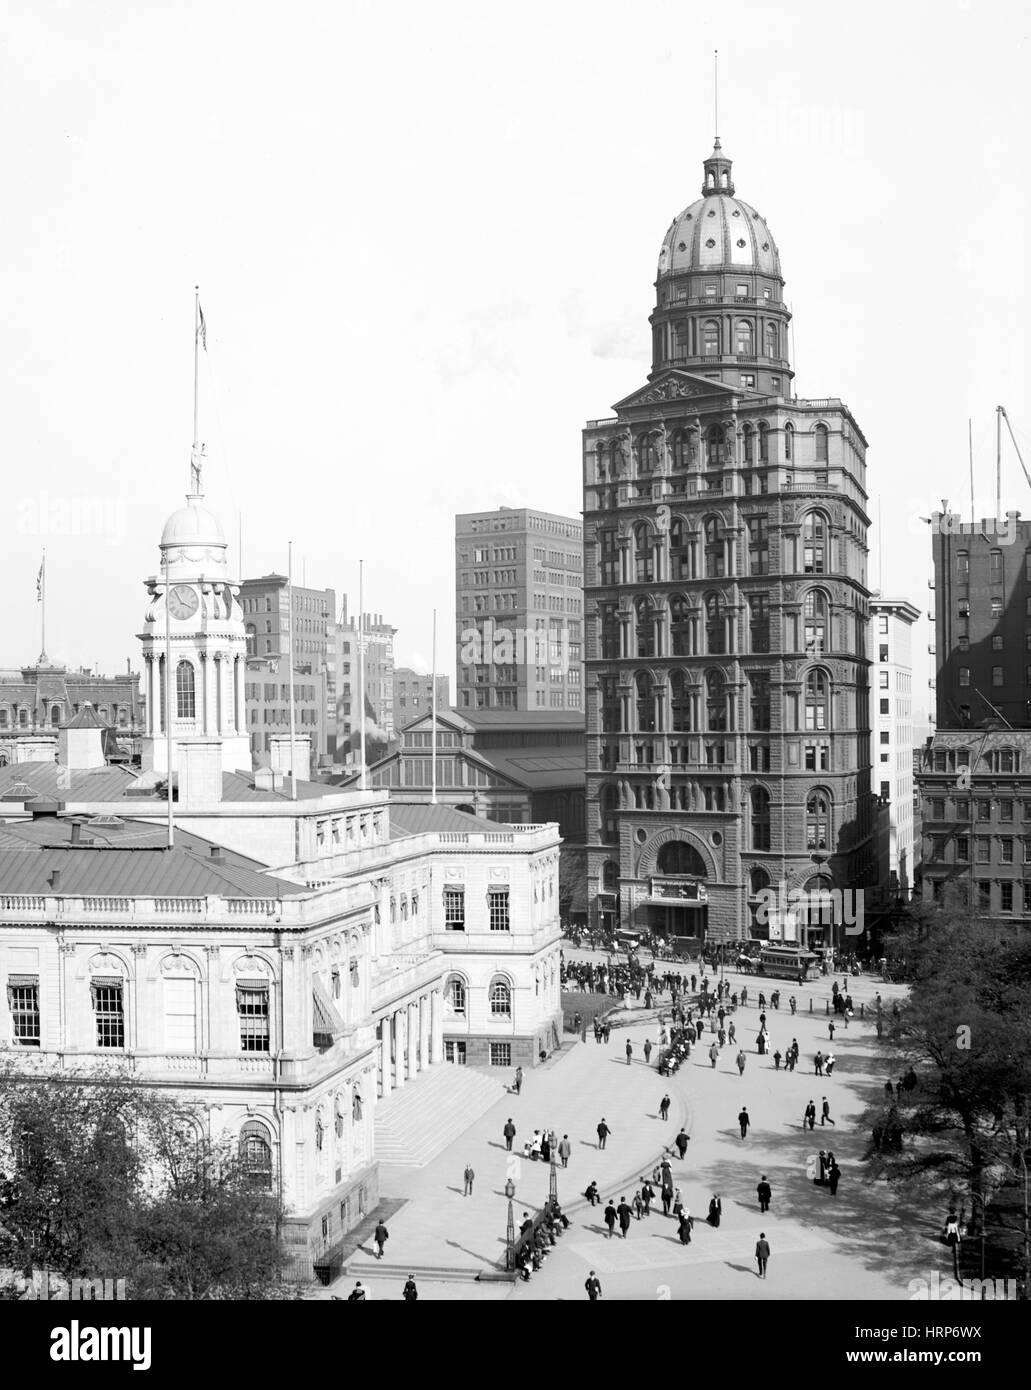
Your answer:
[870,598,920,895]
[582,138,874,946]
[455,507,583,712]
[393,668,450,731]
[916,517,1031,923]
[334,603,397,756]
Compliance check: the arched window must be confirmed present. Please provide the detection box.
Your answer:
[803,590,828,653]
[657,840,707,876]
[806,791,830,851]
[239,1122,273,1190]
[671,429,691,469]
[765,322,778,359]
[989,548,1003,583]
[758,421,769,464]
[672,320,689,361]
[246,624,256,656]
[635,597,655,658]
[18,708,28,728]
[813,424,829,462]
[176,661,196,719]
[0,710,8,728]
[705,595,726,655]
[50,705,62,727]
[489,979,512,1017]
[749,865,771,896]
[670,669,692,731]
[445,976,466,1013]
[802,513,826,574]
[784,422,794,461]
[669,520,691,580]
[637,432,657,474]
[634,524,653,583]
[805,669,830,731]
[704,517,724,577]
[635,671,655,732]
[742,424,754,464]
[600,602,620,659]
[705,669,726,730]
[702,319,719,356]
[750,787,771,850]
[670,595,691,655]
[705,424,727,467]
[736,320,753,356]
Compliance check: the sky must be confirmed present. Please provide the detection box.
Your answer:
[1,0,1028,723]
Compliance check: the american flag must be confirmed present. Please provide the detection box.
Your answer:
[196,302,207,350]
[36,557,44,601]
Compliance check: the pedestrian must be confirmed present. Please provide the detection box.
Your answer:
[814,1051,824,1076]
[821,1096,835,1127]
[674,1128,690,1160]
[463,1163,475,1196]
[402,1275,418,1301]
[741,985,748,1007]
[559,1134,572,1168]
[804,1100,816,1131]
[757,1175,772,1213]
[773,1049,782,1070]
[541,1131,551,1163]
[585,1270,603,1300]
[755,1232,771,1279]
[659,1094,671,1121]
[373,1220,389,1260]
[828,1020,835,1041]
[709,1042,719,1068]
[603,1024,611,1044]
[736,1049,747,1075]
[758,992,767,1011]
[347,1281,366,1301]
[597,1117,611,1150]
[884,1080,894,1100]
[644,1039,653,1064]
[603,1200,617,1237]
[759,1011,767,1031]
[661,1182,673,1215]
[672,1187,684,1221]
[690,974,697,992]
[825,1053,836,1077]
[503,1117,516,1151]
[828,1160,841,1196]
[728,1020,736,1045]
[738,1106,750,1139]
[633,1189,644,1220]
[641,1180,654,1215]
[617,1197,632,1238]
[678,1210,692,1245]
[514,1066,524,1095]
[789,995,797,1015]
[625,1039,633,1066]
[585,1180,600,1206]
[707,1194,722,1227]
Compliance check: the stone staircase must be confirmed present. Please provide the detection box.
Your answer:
[374,1064,507,1166]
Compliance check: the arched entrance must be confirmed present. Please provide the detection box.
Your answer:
[649,839,708,949]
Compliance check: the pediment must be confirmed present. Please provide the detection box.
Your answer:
[613,371,740,412]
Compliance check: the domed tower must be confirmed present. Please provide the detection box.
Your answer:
[650,141,793,395]
[139,456,250,774]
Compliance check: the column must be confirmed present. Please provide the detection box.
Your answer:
[380,1020,391,1099]
[419,995,430,1070]
[144,657,154,735]
[393,1011,405,1089]
[406,1001,418,1078]
[235,655,245,733]
[430,988,443,1064]
[200,653,212,734]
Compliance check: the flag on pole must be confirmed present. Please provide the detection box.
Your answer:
[196,302,207,350]
[36,557,44,602]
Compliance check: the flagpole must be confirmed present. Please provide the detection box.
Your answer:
[40,549,46,661]
[165,556,174,848]
[193,286,200,458]
[430,607,438,805]
[288,542,297,801]
[358,560,366,791]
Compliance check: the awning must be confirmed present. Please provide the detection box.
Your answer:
[6,974,38,987]
[312,974,346,1042]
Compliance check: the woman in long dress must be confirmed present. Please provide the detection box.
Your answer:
[707,1194,722,1227]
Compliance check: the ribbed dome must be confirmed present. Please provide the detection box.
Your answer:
[658,194,781,278]
[160,498,227,550]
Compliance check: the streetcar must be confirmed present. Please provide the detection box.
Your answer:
[756,945,820,980]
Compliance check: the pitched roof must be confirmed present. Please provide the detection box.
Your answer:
[461,709,585,730]
[61,703,108,729]
[0,762,138,802]
[389,802,497,838]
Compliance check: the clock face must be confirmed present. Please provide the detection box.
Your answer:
[167,584,199,621]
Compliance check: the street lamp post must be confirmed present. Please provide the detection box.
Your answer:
[549,1157,558,1211]
[504,1177,516,1270]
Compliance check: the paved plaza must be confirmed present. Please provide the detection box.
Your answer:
[324,957,936,1302]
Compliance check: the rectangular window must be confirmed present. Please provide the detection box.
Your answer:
[1001,838,1014,864]
[977,798,991,820]
[878,615,888,635]
[1000,799,1014,821]
[7,976,40,1047]
[975,836,991,863]
[879,672,889,688]
[1000,882,1013,912]
[879,645,889,662]
[955,836,969,862]
[164,976,197,1053]
[490,1042,512,1067]
[880,698,890,714]
[976,881,991,911]
[444,887,466,931]
[959,668,970,687]
[489,887,511,932]
[92,980,125,1050]
[237,983,270,1053]
[930,798,945,819]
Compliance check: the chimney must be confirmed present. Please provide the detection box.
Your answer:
[70,821,82,845]
[49,868,62,892]
[254,767,275,791]
[177,738,224,810]
[208,843,226,865]
[269,734,311,780]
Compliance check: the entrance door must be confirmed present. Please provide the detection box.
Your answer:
[445,1040,467,1065]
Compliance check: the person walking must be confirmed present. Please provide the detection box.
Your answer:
[617,1197,632,1238]
[674,1128,690,1160]
[755,1232,771,1279]
[373,1220,389,1260]
[558,1134,572,1168]
[402,1275,418,1301]
[789,995,797,1015]
[513,1066,524,1095]
[585,1270,603,1300]
[804,1100,816,1131]
[728,1020,736,1045]
[773,1049,782,1070]
[825,1053,836,1076]
[707,1194,722,1227]
[659,1094,671,1121]
[738,1106,750,1140]
[828,1020,835,1041]
[603,1200,617,1237]
[677,1209,692,1245]
[541,1131,551,1163]
[641,1180,655,1215]
[708,1042,719,1069]
[814,1050,824,1077]
[821,1096,836,1127]
[585,1180,600,1206]
[603,1023,611,1044]
[644,1038,653,1065]
[463,1163,475,1196]
[503,1118,516,1151]
[736,1049,747,1076]
[828,1159,841,1196]
[597,1118,611,1150]
[741,985,749,1008]
[757,1175,772,1213]
[625,1039,633,1066]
